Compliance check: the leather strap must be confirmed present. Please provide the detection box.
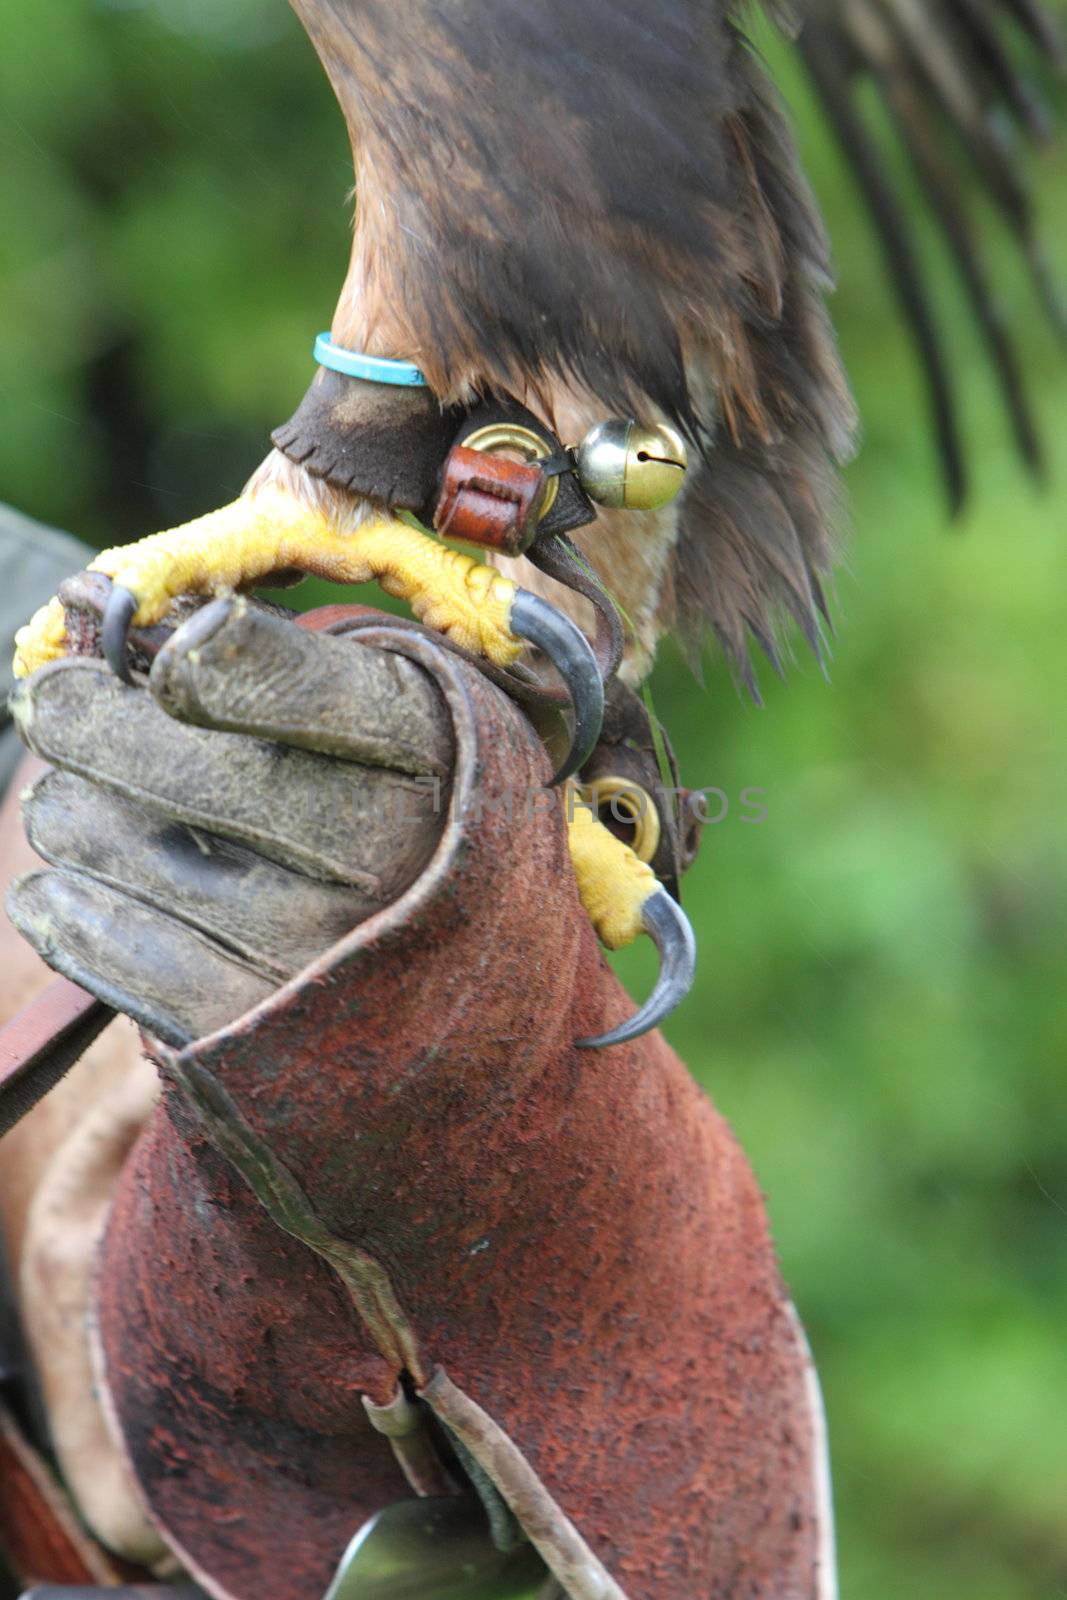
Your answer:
[584,679,701,899]
[0,980,112,1141]
[272,374,597,541]
[525,533,624,686]
[449,399,595,541]
[272,367,465,512]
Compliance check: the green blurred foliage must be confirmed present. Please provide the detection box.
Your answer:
[1,5,1066,1596]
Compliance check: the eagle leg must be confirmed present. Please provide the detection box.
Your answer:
[12,486,603,785]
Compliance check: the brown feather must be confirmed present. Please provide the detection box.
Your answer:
[796,0,1065,512]
[659,34,855,693]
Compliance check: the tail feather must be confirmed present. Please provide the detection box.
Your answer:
[793,0,1065,506]
[661,41,853,695]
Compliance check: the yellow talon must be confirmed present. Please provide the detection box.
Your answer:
[564,783,658,948]
[566,780,696,1046]
[13,487,522,681]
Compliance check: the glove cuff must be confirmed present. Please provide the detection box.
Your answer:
[94,626,831,1600]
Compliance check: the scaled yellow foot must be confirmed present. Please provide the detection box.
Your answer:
[12,487,521,680]
[564,784,658,949]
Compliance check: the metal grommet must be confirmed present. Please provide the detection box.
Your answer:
[583,775,662,865]
[461,422,560,520]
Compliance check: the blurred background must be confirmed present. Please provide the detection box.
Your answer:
[1,3,1065,1595]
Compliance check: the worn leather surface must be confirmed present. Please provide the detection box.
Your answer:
[450,399,596,541]
[7,604,452,1047]
[84,623,828,1600]
[0,981,110,1140]
[272,367,465,510]
[434,444,549,555]
[273,373,597,543]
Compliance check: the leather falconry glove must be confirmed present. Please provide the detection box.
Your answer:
[4,603,833,1600]
[3,589,691,1063]
[7,602,455,1047]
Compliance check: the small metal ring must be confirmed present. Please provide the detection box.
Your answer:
[461,423,560,520]
[582,775,662,864]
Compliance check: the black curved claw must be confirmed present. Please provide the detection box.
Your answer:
[509,589,604,785]
[102,584,139,684]
[577,887,697,1050]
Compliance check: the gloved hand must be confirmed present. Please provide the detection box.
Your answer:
[5,599,829,1600]
[7,597,454,1046]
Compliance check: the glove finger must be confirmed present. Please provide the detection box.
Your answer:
[23,769,378,980]
[150,596,453,777]
[7,870,275,1048]
[11,661,442,892]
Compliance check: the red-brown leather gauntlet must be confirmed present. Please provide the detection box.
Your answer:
[9,604,831,1600]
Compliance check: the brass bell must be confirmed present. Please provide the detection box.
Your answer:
[576,420,689,511]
